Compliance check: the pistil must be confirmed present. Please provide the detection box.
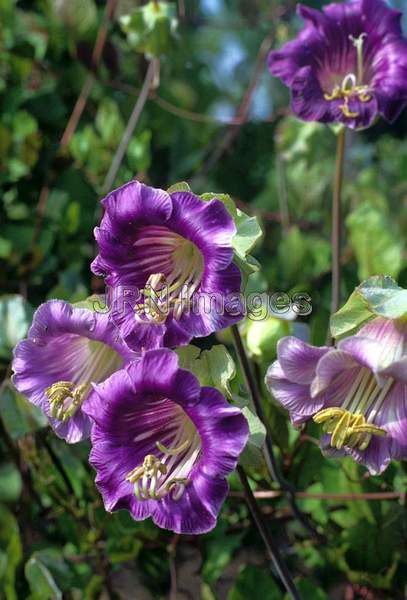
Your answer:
[323,33,371,119]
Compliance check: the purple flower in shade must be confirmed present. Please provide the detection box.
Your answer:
[91,181,243,350]
[12,300,135,443]
[84,348,249,534]
[268,0,407,129]
[265,317,407,475]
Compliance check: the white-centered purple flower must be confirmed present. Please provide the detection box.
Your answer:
[91,181,243,350]
[265,317,407,474]
[268,0,407,129]
[12,300,135,443]
[84,349,249,534]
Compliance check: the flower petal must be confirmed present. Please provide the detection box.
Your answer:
[265,360,324,424]
[277,336,330,385]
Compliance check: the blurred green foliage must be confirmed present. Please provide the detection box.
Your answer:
[0,0,406,598]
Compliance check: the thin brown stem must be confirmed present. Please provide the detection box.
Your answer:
[102,59,159,194]
[237,466,300,600]
[330,127,346,317]
[231,325,323,541]
[230,490,405,502]
[60,0,118,148]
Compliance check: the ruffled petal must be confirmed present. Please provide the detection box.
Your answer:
[87,350,248,534]
[101,181,172,238]
[265,361,323,424]
[291,66,330,122]
[276,336,330,385]
[310,349,357,396]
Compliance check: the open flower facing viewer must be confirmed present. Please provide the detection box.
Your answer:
[92,181,244,350]
[268,0,407,129]
[12,300,135,443]
[85,349,249,534]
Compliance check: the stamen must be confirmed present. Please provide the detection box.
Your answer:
[45,381,88,421]
[313,371,391,450]
[134,234,204,324]
[126,434,194,502]
[323,33,371,119]
[339,98,359,119]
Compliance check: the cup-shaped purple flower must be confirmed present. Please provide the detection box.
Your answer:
[91,181,244,350]
[12,300,135,443]
[268,0,407,129]
[265,318,407,474]
[84,349,249,534]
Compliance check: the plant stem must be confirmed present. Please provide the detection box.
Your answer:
[102,58,159,194]
[330,127,346,317]
[231,324,323,540]
[237,466,300,600]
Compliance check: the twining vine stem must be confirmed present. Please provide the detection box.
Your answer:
[237,466,300,600]
[102,58,159,194]
[330,127,346,318]
[231,324,323,541]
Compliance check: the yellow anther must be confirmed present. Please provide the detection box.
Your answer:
[331,411,352,449]
[127,438,192,502]
[352,424,387,437]
[313,407,346,423]
[314,407,387,450]
[339,99,359,119]
[45,380,88,421]
[324,87,341,101]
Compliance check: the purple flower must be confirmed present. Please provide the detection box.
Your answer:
[268,0,407,129]
[12,300,135,443]
[84,349,249,534]
[92,181,243,350]
[265,318,407,474]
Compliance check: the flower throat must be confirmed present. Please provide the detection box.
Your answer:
[313,368,393,450]
[324,33,371,118]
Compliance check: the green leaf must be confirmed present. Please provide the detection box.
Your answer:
[347,202,404,280]
[0,382,47,440]
[238,403,266,469]
[120,1,178,58]
[203,532,244,584]
[51,0,97,36]
[95,98,125,146]
[330,276,407,339]
[233,209,263,258]
[25,556,62,600]
[0,463,22,503]
[244,316,291,362]
[175,344,236,398]
[0,504,22,600]
[285,580,328,600]
[0,295,33,359]
[228,565,283,600]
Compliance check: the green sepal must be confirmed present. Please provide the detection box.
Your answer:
[237,400,266,470]
[330,275,407,340]
[175,344,235,399]
[167,181,191,194]
[120,1,178,58]
[200,192,263,289]
[73,295,108,314]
